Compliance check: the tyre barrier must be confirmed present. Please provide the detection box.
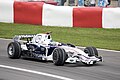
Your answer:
[0,1,120,28]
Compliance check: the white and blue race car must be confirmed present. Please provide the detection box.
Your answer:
[7,33,102,66]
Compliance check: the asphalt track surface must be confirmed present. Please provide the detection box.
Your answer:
[0,39,120,80]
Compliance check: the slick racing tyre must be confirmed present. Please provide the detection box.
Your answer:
[84,46,98,57]
[83,47,98,66]
[7,42,21,59]
[53,48,67,66]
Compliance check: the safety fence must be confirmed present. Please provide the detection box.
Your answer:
[0,1,120,28]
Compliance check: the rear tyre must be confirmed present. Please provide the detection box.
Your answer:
[52,48,67,66]
[7,42,21,59]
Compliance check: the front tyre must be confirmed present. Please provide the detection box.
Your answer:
[52,48,67,66]
[83,47,98,66]
[84,46,98,57]
[7,42,21,59]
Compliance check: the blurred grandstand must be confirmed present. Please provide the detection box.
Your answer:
[14,0,118,7]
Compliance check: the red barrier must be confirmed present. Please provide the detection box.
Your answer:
[73,7,102,28]
[14,1,43,25]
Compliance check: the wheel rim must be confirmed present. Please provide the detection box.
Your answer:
[53,50,58,63]
[84,49,89,54]
[8,44,14,56]
[84,49,88,53]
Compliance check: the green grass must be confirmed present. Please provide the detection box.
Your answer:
[0,22,120,50]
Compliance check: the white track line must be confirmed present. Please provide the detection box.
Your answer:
[77,46,120,53]
[0,38,12,41]
[0,65,74,80]
[96,48,120,53]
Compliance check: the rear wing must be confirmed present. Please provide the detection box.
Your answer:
[13,34,36,42]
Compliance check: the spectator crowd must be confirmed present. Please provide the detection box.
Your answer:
[15,0,120,7]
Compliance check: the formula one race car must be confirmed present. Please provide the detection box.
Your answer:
[7,33,102,66]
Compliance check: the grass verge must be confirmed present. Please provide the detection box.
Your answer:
[0,22,120,50]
